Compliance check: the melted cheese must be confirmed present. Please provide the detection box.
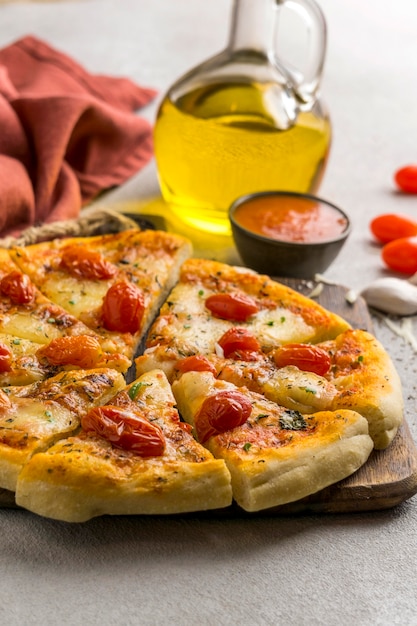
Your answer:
[0,399,76,437]
[35,275,108,320]
[0,311,72,344]
[165,283,320,354]
[0,333,42,357]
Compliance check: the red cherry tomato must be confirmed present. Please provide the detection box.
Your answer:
[102,281,145,333]
[0,271,35,305]
[37,336,103,368]
[394,165,417,193]
[195,390,252,443]
[81,405,166,456]
[60,246,117,280]
[0,343,12,373]
[205,292,259,321]
[217,327,261,360]
[175,355,217,376]
[381,236,417,274]
[370,214,417,244]
[272,343,331,376]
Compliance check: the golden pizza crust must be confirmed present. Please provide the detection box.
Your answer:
[321,329,404,449]
[172,371,374,512]
[15,370,232,521]
[15,434,232,522]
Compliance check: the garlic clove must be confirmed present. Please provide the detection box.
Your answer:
[360,277,417,316]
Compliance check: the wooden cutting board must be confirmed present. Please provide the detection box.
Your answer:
[1,278,416,514]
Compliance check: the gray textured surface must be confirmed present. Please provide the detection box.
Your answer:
[1,1,417,624]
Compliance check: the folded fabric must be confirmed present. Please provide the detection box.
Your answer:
[0,35,157,237]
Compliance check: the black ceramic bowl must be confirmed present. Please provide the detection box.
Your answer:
[229,191,351,279]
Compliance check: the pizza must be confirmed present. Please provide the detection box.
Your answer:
[0,231,405,521]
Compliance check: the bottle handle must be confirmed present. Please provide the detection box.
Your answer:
[275,0,327,103]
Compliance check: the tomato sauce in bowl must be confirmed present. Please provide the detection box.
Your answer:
[229,191,351,278]
[232,194,348,243]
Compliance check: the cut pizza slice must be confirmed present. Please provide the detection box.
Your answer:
[0,248,130,380]
[0,368,125,491]
[15,369,232,522]
[10,229,192,366]
[172,370,374,512]
[135,258,351,380]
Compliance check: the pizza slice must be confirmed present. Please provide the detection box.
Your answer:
[0,368,125,491]
[15,369,232,522]
[0,248,130,381]
[172,370,374,512]
[135,258,351,380]
[10,229,192,366]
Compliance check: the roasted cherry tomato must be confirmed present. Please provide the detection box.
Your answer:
[37,336,103,368]
[82,405,166,456]
[194,390,252,443]
[382,236,417,274]
[217,327,261,360]
[175,355,217,376]
[0,343,12,373]
[0,271,35,305]
[272,343,331,376]
[394,165,417,194]
[370,213,417,244]
[102,281,145,334]
[60,246,117,280]
[205,292,259,321]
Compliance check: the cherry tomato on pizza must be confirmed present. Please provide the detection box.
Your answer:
[175,355,217,376]
[370,214,417,243]
[37,336,103,368]
[81,405,166,457]
[217,327,261,360]
[102,281,145,334]
[394,165,417,194]
[205,292,259,321]
[272,343,331,376]
[381,237,417,274]
[0,343,12,373]
[60,246,117,280]
[194,390,252,443]
[0,271,35,305]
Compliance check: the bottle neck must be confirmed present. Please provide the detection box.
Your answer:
[228,0,277,55]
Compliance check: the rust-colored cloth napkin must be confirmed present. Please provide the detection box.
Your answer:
[0,35,157,237]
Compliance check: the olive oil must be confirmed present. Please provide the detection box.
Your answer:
[154,82,331,234]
